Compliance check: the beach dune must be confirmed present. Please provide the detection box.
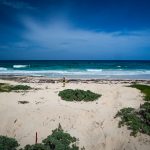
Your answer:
[0,79,150,150]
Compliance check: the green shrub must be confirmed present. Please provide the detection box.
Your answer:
[139,102,150,126]
[115,108,142,136]
[11,85,31,91]
[22,144,47,150]
[43,124,79,150]
[0,83,12,92]
[19,124,84,150]
[58,89,101,102]
[0,135,19,150]
[115,84,150,136]
[115,105,150,136]
[0,83,32,92]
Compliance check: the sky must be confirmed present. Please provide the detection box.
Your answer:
[0,0,150,60]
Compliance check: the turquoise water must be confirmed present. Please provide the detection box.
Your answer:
[0,60,150,79]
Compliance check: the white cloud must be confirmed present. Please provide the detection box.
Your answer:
[21,18,150,59]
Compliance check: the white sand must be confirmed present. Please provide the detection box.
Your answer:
[0,79,150,150]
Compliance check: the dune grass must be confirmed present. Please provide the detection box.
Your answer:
[59,89,101,102]
[0,83,32,92]
[115,84,150,136]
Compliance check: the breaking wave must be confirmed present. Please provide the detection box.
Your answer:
[0,69,150,77]
[0,67,7,71]
[13,65,28,68]
[86,69,103,72]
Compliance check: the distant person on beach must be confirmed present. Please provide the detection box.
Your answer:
[62,77,66,87]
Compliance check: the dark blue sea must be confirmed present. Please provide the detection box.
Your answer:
[0,60,150,79]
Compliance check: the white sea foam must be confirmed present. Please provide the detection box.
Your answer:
[13,65,28,68]
[0,69,149,74]
[86,69,103,72]
[0,67,7,71]
[0,69,150,79]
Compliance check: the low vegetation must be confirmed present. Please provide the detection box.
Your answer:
[0,83,32,92]
[59,89,101,102]
[42,124,80,150]
[0,124,84,150]
[22,144,46,150]
[129,84,150,101]
[0,135,19,150]
[115,84,150,136]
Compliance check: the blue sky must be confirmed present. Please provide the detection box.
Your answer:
[0,0,150,60]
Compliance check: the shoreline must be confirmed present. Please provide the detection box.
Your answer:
[0,75,150,84]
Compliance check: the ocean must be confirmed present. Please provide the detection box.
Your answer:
[0,60,150,79]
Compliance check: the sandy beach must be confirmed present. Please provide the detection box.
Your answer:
[1,0,150,148]
[0,77,150,150]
